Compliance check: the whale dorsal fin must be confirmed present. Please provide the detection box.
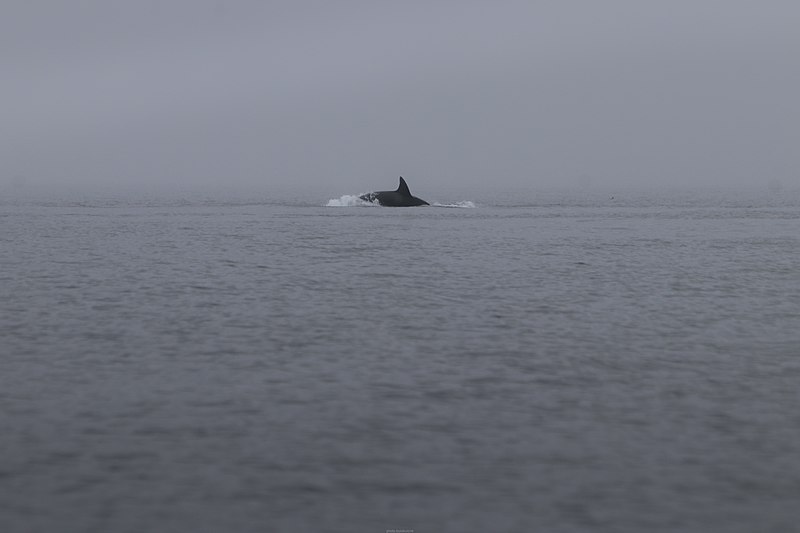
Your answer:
[396,176,411,196]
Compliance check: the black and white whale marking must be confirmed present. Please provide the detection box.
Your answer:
[359,177,429,207]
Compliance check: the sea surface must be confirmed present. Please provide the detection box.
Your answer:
[2,186,799,533]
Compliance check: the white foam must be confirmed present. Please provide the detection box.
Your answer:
[325,195,375,207]
[432,201,477,208]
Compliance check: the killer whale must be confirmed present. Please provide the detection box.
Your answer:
[359,177,429,207]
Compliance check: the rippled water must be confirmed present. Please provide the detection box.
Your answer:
[2,188,799,532]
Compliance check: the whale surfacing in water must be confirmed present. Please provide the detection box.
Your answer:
[359,177,429,207]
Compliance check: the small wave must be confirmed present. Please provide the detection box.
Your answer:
[325,195,375,207]
[432,201,477,208]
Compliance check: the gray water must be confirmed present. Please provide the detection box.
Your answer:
[2,188,799,533]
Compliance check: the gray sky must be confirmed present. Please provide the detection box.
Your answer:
[3,0,799,193]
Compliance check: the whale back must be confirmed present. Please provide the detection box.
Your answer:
[359,176,429,206]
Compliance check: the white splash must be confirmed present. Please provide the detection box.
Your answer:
[325,195,375,207]
[432,201,477,208]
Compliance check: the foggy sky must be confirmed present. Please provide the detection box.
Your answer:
[3,0,799,193]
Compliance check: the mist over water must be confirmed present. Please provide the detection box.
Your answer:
[3,1,800,192]
[3,1,800,530]
[2,187,799,532]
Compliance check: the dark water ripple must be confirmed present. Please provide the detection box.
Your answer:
[1,190,800,532]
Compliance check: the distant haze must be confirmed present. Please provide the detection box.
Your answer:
[3,0,799,194]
